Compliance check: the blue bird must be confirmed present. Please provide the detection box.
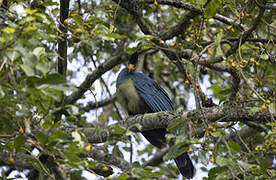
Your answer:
[116,52,194,179]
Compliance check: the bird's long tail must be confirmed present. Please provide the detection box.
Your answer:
[174,152,194,179]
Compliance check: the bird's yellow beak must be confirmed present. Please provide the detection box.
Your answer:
[128,64,134,72]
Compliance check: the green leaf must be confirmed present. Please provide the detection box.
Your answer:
[260,54,268,60]
[139,169,163,178]
[49,130,67,143]
[163,143,189,161]
[198,151,208,166]
[228,141,242,153]
[71,130,85,148]
[113,124,126,135]
[204,0,220,18]
[35,133,48,146]
[33,47,45,58]
[14,135,27,152]
[112,145,123,158]
[210,129,225,137]
[36,62,50,74]
[118,173,129,180]
[37,73,66,85]
[216,156,229,166]
[20,64,35,76]
[104,33,126,39]
[167,117,185,132]
[237,160,251,171]
[208,166,228,178]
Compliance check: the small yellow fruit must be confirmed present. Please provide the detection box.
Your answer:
[84,144,92,152]
[188,148,193,154]
[196,84,200,88]
[266,100,270,104]
[241,59,247,64]
[154,0,158,6]
[31,141,36,146]
[250,58,255,63]
[226,25,232,30]
[19,126,24,134]
[64,18,69,24]
[210,156,215,163]
[76,28,83,33]
[9,158,15,164]
[164,62,169,66]
[185,80,190,85]
[169,42,176,47]
[205,131,210,137]
[229,59,233,63]
[231,62,236,67]
[241,12,245,17]
[189,19,194,23]
[103,166,109,171]
[262,104,267,110]
[252,164,257,168]
[255,62,260,66]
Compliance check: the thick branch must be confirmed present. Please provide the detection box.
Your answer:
[63,53,128,105]
[124,106,273,132]
[57,0,70,77]
[64,105,274,144]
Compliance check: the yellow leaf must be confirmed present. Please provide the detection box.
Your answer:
[1,37,6,43]
[5,27,15,34]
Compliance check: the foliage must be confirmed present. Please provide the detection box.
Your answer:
[0,0,275,179]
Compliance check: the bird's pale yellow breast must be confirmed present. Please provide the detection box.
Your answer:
[116,79,147,115]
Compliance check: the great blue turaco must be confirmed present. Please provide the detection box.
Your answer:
[116,52,194,179]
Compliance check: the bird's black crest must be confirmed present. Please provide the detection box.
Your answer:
[129,52,139,65]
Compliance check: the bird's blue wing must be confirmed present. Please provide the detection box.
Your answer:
[133,73,173,112]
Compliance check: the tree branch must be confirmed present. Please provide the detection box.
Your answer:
[61,105,274,145]
[57,0,70,77]
[63,53,128,105]
[81,96,116,112]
